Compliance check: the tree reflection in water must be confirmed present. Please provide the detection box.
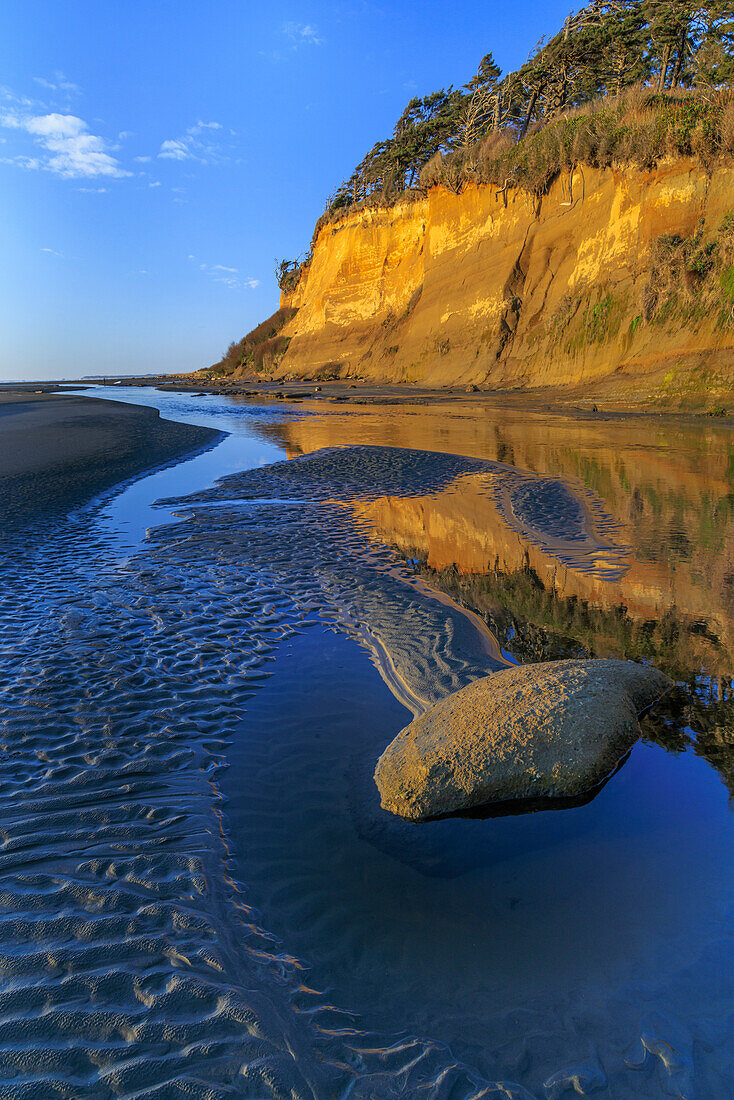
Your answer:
[404,553,734,799]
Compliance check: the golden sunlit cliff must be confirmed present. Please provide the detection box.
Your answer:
[266,160,734,405]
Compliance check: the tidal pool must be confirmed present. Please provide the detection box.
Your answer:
[1,387,732,1098]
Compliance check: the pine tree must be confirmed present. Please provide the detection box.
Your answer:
[595,2,649,95]
[328,0,734,216]
[390,88,468,187]
[466,52,502,92]
[644,0,700,90]
[694,2,734,91]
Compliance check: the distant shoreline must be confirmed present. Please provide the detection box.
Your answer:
[60,376,734,429]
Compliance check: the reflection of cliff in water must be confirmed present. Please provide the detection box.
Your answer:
[255,400,734,661]
[252,402,734,799]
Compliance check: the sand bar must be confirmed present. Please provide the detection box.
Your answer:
[0,390,219,525]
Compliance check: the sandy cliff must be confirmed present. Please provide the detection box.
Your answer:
[274,160,734,403]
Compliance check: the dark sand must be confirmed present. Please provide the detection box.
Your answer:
[0,391,219,525]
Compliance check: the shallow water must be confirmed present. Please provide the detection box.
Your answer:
[1,387,733,1098]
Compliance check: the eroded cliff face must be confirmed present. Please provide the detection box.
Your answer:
[275,160,734,403]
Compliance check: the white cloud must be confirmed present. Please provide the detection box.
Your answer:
[0,154,40,170]
[158,120,225,164]
[148,180,161,187]
[0,110,129,179]
[40,247,63,256]
[33,72,80,96]
[0,86,36,109]
[0,111,24,130]
[189,254,259,291]
[283,22,322,45]
[159,139,188,161]
[25,114,82,137]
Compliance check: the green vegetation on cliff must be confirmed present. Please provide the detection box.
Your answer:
[539,206,734,362]
[644,209,734,326]
[326,1,734,214]
[213,307,297,377]
[276,0,734,290]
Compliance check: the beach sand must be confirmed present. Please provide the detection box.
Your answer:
[0,390,219,524]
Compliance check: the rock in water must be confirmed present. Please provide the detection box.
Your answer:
[375,659,671,821]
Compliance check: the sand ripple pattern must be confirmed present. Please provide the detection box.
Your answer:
[0,450,525,1098]
[0,521,350,1097]
[0,444,701,1097]
[180,445,631,582]
[487,469,631,579]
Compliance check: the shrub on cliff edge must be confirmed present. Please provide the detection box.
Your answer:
[211,306,298,378]
[644,209,734,328]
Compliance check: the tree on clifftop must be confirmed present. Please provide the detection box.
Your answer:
[325,0,734,216]
[463,53,503,142]
[644,0,698,89]
[391,89,468,186]
[694,2,734,91]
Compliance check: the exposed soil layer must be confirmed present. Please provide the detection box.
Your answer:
[263,161,734,406]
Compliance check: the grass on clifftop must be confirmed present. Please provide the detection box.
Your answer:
[425,86,734,197]
[319,87,734,225]
[274,87,734,294]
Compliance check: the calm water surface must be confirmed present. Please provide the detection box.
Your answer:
[1,385,732,1099]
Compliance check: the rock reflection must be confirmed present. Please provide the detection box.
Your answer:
[403,555,734,799]
[423,756,628,821]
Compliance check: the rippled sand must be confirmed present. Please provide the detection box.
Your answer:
[0,442,732,1097]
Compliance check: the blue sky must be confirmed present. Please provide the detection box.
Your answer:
[1,0,573,380]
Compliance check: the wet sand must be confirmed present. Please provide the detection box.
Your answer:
[0,391,219,525]
[0,386,732,1096]
[108,374,734,426]
[160,440,734,1096]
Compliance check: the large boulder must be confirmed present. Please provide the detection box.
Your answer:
[375,659,671,821]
